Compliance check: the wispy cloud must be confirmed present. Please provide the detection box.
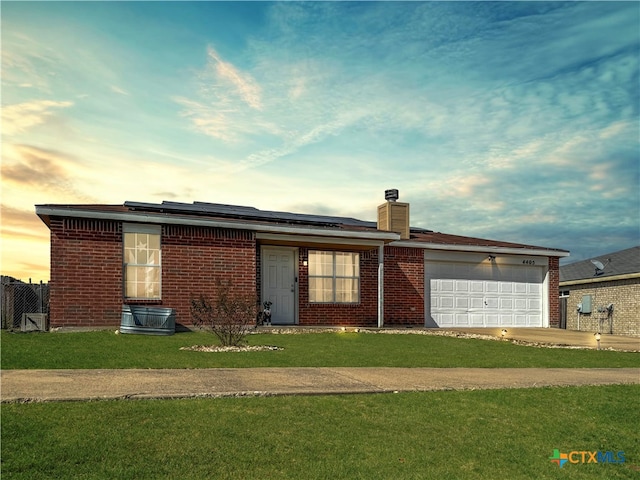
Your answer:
[1,144,93,202]
[205,46,262,110]
[175,45,267,143]
[1,100,73,136]
[110,85,129,96]
[0,204,48,241]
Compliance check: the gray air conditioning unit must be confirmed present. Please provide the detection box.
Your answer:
[21,313,48,332]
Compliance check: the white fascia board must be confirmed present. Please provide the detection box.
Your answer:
[256,233,388,247]
[392,240,570,258]
[560,272,640,286]
[36,206,399,242]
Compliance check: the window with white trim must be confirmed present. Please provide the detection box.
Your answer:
[123,224,161,299]
[308,251,359,303]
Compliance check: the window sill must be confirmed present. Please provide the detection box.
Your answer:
[124,299,163,305]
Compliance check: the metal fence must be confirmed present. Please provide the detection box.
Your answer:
[1,276,50,330]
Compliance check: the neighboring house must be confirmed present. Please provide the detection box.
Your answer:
[36,191,569,330]
[559,246,640,336]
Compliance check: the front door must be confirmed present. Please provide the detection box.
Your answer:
[261,247,297,324]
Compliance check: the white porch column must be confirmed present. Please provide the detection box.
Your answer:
[378,243,384,328]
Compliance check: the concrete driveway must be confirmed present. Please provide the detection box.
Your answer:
[442,327,640,351]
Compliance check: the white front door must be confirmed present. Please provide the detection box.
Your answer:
[261,247,297,324]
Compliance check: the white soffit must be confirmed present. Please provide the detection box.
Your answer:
[394,240,569,258]
[36,206,399,242]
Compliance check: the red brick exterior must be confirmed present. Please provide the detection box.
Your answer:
[49,217,123,328]
[383,247,424,325]
[297,247,379,326]
[160,225,256,327]
[49,218,256,328]
[548,256,560,327]
[47,215,562,329]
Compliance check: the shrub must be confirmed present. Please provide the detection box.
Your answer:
[190,282,256,347]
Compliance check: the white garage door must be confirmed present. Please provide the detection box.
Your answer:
[426,257,546,328]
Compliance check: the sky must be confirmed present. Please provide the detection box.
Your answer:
[1,1,639,283]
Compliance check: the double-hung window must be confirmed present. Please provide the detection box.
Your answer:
[308,251,359,303]
[123,224,161,299]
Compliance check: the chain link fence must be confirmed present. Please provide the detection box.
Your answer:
[1,276,50,330]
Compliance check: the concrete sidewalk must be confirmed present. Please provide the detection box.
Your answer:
[2,367,639,403]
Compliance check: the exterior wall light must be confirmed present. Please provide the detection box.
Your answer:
[488,255,496,262]
[594,332,601,350]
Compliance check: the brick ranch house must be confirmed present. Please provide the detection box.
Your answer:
[36,192,569,330]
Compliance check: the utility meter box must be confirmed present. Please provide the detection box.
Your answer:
[580,295,592,314]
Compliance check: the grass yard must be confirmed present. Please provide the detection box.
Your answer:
[1,330,639,369]
[2,385,639,479]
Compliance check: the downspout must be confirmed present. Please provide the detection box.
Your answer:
[378,243,384,328]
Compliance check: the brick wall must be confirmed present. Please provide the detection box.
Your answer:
[49,219,256,328]
[161,225,256,327]
[49,218,123,328]
[563,278,640,335]
[295,246,425,326]
[298,247,379,326]
[383,246,424,325]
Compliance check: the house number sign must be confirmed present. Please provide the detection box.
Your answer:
[522,259,536,265]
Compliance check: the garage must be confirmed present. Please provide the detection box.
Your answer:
[425,251,548,328]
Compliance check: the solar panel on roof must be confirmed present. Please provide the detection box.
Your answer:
[124,200,378,228]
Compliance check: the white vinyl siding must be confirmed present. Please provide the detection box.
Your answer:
[309,251,359,303]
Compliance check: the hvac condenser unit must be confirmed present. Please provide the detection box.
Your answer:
[21,313,48,332]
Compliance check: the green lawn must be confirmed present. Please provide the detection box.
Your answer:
[1,330,639,369]
[2,385,639,479]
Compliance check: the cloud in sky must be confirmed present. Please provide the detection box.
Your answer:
[0,1,638,281]
[1,100,73,136]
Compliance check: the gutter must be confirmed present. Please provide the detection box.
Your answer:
[560,272,640,287]
[392,240,570,258]
[35,206,400,242]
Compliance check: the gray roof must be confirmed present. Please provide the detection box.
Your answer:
[560,246,640,282]
[37,200,568,255]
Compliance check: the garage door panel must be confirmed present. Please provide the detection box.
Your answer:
[514,298,527,309]
[514,314,528,326]
[500,314,513,325]
[440,296,454,308]
[500,283,513,293]
[514,283,527,294]
[528,314,542,326]
[426,259,544,328]
[455,297,469,309]
[485,282,499,293]
[441,280,454,292]
[470,297,485,309]
[500,298,513,309]
[436,313,454,326]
